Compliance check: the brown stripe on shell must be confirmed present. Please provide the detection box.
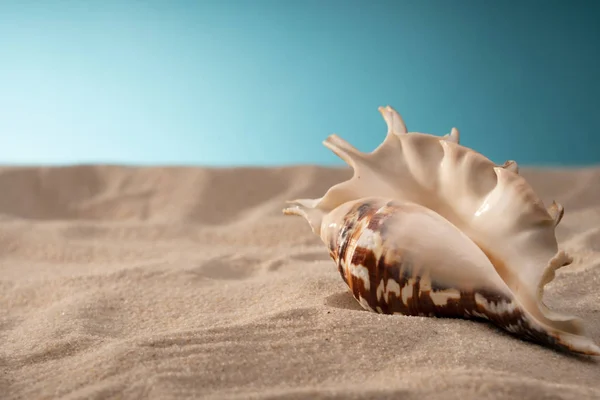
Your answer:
[331,200,578,354]
[347,246,378,307]
[328,199,382,286]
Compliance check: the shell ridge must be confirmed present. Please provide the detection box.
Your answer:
[398,135,445,198]
[493,167,553,223]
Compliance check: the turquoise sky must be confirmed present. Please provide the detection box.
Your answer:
[1,0,599,167]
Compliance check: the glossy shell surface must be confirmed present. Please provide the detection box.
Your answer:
[284,106,600,356]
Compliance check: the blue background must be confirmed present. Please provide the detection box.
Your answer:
[1,0,599,167]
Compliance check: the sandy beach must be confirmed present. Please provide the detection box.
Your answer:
[1,165,599,400]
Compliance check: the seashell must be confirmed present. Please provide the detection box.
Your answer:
[283,106,599,356]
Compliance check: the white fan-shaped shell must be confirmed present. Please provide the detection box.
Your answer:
[284,105,599,356]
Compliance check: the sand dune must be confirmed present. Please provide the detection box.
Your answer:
[1,165,599,400]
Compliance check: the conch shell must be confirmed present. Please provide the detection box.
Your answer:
[284,106,600,356]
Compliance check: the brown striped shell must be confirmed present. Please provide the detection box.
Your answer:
[283,105,600,356]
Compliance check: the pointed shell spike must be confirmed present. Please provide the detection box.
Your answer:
[500,160,519,174]
[378,105,408,136]
[547,201,565,227]
[322,134,364,170]
[443,127,460,144]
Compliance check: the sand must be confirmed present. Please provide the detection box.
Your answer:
[1,165,599,400]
